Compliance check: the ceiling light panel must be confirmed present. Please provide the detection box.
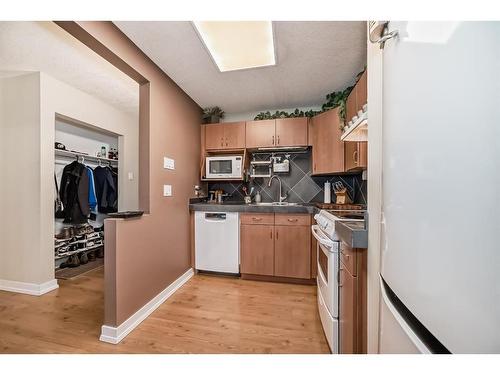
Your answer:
[193,21,276,72]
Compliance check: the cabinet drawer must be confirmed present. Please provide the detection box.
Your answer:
[240,213,274,225]
[275,214,311,226]
[340,241,358,276]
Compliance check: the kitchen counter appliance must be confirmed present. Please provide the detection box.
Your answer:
[205,155,242,179]
[194,212,239,274]
[311,209,365,353]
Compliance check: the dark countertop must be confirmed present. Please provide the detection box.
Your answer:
[189,201,319,214]
[335,220,368,249]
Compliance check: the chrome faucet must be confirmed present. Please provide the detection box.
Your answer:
[268,175,287,203]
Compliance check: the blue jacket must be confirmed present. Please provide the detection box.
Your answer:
[86,167,97,211]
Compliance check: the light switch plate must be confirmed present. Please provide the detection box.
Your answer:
[163,184,172,197]
[164,157,175,170]
[127,172,134,181]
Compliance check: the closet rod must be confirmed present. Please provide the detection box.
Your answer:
[55,149,118,165]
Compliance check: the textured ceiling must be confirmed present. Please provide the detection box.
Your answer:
[115,21,366,113]
[0,21,138,115]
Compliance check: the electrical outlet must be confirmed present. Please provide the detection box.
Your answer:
[163,184,172,197]
[163,157,175,170]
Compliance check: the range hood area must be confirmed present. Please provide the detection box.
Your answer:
[341,111,368,142]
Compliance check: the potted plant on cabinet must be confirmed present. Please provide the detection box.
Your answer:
[202,106,225,124]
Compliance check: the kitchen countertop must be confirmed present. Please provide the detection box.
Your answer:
[335,220,368,249]
[189,201,319,214]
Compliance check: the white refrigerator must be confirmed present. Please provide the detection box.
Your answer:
[377,21,500,354]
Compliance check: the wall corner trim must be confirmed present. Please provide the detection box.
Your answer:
[99,268,194,345]
[0,279,59,296]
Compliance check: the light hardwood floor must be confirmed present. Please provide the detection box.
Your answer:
[0,268,329,353]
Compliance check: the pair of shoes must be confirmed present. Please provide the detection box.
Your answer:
[87,250,96,262]
[60,254,80,268]
[94,225,104,233]
[55,227,74,240]
[79,252,89,265]
[96,246,104,258]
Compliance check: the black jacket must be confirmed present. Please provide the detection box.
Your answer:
[60,161,90,224]
[93,166,117,213]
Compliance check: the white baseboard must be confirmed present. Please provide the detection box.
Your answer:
[100,268,194,344]
[0,278,59,296]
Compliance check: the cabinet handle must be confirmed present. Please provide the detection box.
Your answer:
[353,150,359,165]
[338,268,344,287]
[276,229,279,240]
[252,217,262,221]
[221,137,224,147]
[272,135,275,145]
[287,218,298,222]
[270,229,273,239]
[314,163,316,171]
[341,250,350,259]
[226,138,228,147]
[277,135,280,145]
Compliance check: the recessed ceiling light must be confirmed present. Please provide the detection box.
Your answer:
[193,21,276,72]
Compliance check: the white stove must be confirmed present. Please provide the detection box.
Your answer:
[312,208,365,353]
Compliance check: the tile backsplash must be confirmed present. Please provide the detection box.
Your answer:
[207,150,367,205]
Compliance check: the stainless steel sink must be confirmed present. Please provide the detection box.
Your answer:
[250,202,299,206]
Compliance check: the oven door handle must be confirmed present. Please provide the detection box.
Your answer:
[311,225,335,250]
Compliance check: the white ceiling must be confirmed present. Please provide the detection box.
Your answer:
[0,21,138,115]
[115,21,366,114]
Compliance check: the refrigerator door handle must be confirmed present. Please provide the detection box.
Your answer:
[379,276,431,354]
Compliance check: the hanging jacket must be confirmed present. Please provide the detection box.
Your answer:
[93,166,117,213]
[60,161,90,224]
[86,167,97,211]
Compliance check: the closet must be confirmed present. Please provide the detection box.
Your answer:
[54,118,119,277]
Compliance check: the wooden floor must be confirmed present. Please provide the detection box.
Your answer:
[0,268,330,353]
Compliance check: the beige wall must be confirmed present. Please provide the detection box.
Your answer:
[57,22,202,327]
[0,73,43,283]
[0,71,138,286]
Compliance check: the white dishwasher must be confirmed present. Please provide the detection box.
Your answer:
[194,211,239,274]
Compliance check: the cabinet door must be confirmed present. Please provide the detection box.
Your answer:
[340,264,358,354]
[355,70,367,112]
[346,86,357,124]
[245,120,276,148]
[223,122,246,149]
[205,123,225,150]
[311,108,344,175]
[274,225,311,279]
[275,118,308,147]
[344,141,359,171]
[344,142,368,171]
[240,224,274,276]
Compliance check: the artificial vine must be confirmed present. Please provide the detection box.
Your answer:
[253,68,366,131]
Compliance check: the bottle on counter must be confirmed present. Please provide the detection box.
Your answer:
[324,182,331,204]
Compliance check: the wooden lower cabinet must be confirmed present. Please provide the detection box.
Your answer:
[240,213,312,282]
[339,264,358,354]
[274,225,311,279]
[339,241,368,354]
[240,224,274,276]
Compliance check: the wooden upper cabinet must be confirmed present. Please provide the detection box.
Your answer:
[346,85,357,124]
[311,108,344,175]
[344,141,367,171]
[240,224,275,276]
[205,122,245,150]
[274,224,311,279]
[356,70,367,111]
[245,120,276,148]
[275,117,308,147]
[223,122,245,149]
[205,123,225,150]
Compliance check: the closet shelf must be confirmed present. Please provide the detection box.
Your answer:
[55,149,118,165]
[54,244,103,260]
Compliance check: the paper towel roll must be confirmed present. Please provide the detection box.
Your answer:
[324,182,331,204]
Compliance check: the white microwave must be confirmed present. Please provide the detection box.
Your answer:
[205,155,243,179]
